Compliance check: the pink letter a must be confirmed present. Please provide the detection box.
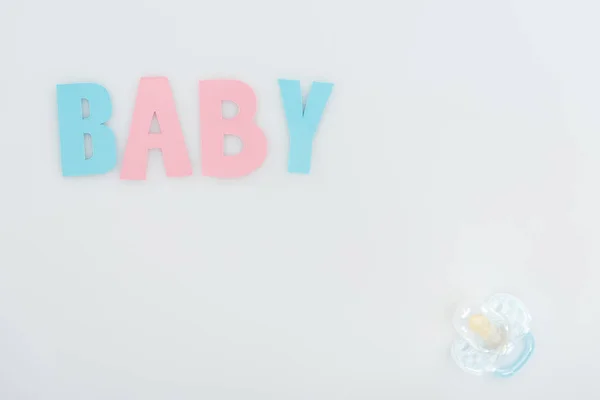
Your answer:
[121,77,192,180]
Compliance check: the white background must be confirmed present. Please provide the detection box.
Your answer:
[1,0,599,398]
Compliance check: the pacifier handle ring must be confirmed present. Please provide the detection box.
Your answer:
[493,332,535,378]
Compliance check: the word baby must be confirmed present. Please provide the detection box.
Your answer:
[56,77,334,179]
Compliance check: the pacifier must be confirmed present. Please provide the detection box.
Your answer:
[451,293,534,377]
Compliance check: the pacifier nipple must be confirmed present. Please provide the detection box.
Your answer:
[469,314,503,348]
[469,314,492,338]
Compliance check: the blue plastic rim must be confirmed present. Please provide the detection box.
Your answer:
[493,333,535,378]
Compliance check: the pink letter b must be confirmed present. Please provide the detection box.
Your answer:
[199,80,267,178]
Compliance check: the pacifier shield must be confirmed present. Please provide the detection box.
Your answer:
[451,293,534,377]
